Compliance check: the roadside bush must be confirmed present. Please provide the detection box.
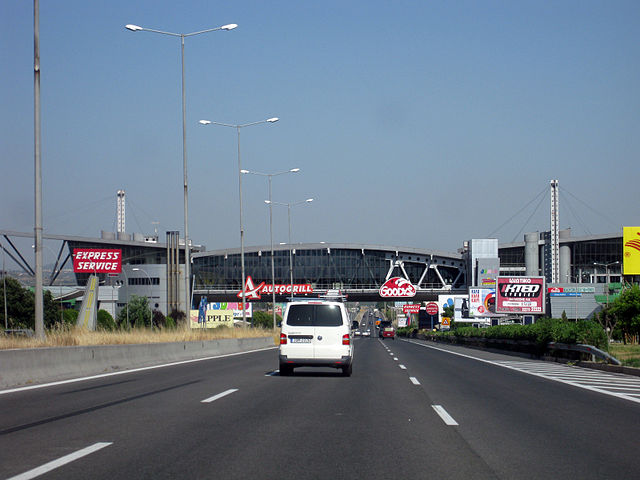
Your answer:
[165,316,176,329]
[424,318,607,349]
[62,308,78,326]
[252,310,281,329]
[97,309,116,331]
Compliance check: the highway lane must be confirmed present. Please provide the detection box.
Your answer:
[1,337,638,479]
[384,337,640,479]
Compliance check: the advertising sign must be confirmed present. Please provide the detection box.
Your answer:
[468,288,495,316]
[379,277,416,298]
[73,248,122,273]
[189,309,234,329]
[239,276,313,300]
[476,258,500,287]
[623,227,640,275]
[190,302,253,328]
[496,276,545,314]
[397,315,409,328]
[425,302,439,315]
[402,304,421,314]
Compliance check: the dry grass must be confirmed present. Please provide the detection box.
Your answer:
[0,325,279,350]
[608,343,640,368]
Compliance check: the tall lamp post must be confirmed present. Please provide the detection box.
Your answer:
[133,267,153,329]
[593,261,620,306]
[242,168,300,330]
[265,198,314,295]
[199,117,279,326]
[125,21,237,320]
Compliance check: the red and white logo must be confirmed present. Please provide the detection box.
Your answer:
[402,304,421,314]
[238,276,313,300]
[379,277,416,298]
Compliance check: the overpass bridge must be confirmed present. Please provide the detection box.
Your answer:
[192,243,467,303]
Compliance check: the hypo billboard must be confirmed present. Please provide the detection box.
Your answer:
[623,227,640,275]
[73,248,122,273]
[468,288,495,316]
[496,276,545,314]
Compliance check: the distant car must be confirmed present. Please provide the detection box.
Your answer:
[354,330,361,336]
[381,327,395,340]
[363,329,371,337]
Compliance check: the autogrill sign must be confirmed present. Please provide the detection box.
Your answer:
[379,277,416,298]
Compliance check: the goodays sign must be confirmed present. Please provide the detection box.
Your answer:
[379,277,416,298]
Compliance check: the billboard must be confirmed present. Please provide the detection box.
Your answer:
[476,258,500,287]
[73,248,121,273]
[468,288,495,316]
[189,302,253,328]
[623,227,640,275]
[496,276,545,314]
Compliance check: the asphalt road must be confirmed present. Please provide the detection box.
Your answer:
[1,337,639,479]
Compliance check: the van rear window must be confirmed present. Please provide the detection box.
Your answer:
[287,305,343,327]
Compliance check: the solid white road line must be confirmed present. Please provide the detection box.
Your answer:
[201,389,239,403]
[410,377,420,385]
[7,442,112,480]
[432,405,459,426]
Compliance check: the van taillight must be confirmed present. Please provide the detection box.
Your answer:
[342,334,350,345]
[280,333,287,345]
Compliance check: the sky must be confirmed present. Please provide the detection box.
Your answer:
[2,0,639,260]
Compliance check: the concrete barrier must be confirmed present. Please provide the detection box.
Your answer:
[0,337,275,388]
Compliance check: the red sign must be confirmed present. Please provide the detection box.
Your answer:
[379,277,416,298]
[425,302,439,315]
[238,276,313,300]
[496,276,545,314]
[403,304,421,314]
[73,248,122,273]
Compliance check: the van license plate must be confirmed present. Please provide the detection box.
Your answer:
[291,338,311,343]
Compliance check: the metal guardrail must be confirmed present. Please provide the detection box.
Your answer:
[547,342,621,365]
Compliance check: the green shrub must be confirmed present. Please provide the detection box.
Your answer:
[252,310,281,329]
[97,309,116,331]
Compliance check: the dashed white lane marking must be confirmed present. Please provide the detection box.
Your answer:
[406,340,640,405]
[7,442,112,480]
[201,389,238,403]
[394,357,399,361]
[399,365,407,370]
[410,377,420,385]
[432,405,458,426]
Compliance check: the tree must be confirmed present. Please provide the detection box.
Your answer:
[609,284,640,344]
[97,309,117,331]
[116,295,152,329]
[1,277,33,328]
[252,310,281,329]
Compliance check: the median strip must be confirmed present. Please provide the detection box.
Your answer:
[202,389,238,403]
[7,442,112,480]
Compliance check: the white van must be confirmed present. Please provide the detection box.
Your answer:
[279,297,353,376]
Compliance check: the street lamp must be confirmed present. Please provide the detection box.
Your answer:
[125,21,237,321]
[265,198,314,295]
[593,261,620,305]
[132,267,153,329]
[199,117,279,326]
[242,168,300,330]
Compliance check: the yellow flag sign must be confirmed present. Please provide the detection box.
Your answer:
[623,227,640,275]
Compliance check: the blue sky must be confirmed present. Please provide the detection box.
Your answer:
[2,0,639,257]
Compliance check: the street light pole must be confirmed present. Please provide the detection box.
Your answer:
[133,267,153,329]
[265,198,314,299]
[242,168,300,330]
[34,0,44,339]
[125,22,237,321]
[199,117,279,326]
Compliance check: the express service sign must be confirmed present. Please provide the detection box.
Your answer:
[73,248,122,273]
[496,276,545,314]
